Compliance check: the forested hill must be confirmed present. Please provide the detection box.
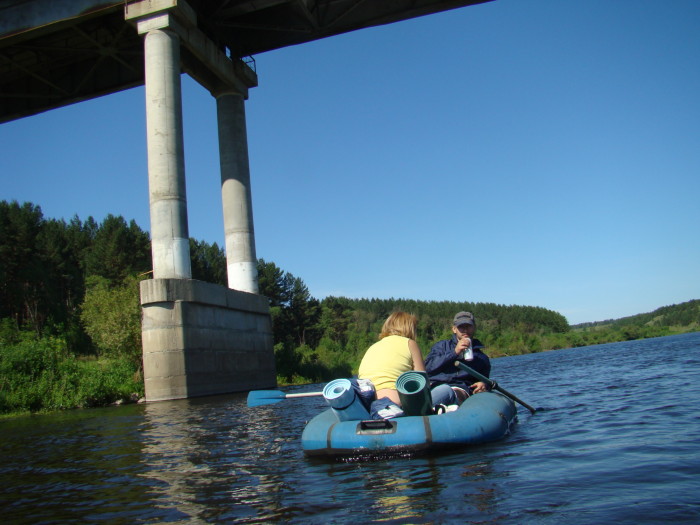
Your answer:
[2,199,698,389]
[293,296,570,378]
[572,300,700,331]
[332,298,569,334]
[315,296,569,354]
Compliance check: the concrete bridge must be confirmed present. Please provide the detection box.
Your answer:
[0,0,491,401]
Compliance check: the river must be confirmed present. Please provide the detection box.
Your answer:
[2,332,699,523]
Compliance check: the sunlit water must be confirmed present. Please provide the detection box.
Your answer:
[2,333,699,523]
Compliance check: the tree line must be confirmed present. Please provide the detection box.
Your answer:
[569,299,700,345]
[1,200,698,413]
[573,299,700,331]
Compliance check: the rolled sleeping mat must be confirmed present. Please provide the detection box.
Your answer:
[396,371,433,416]
[323,378,371,421]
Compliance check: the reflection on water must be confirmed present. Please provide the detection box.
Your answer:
[138,395,311,522]
[139,400,215,522]
[364,469,423,522]
[2,333,700,523]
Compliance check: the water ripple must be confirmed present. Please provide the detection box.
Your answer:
[1,333,700,523]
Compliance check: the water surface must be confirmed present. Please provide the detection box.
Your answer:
[2,333,699,523]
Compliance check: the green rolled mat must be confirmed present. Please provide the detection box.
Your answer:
[396,371,433,416]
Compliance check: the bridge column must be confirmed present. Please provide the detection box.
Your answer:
[216,91,259,293]
[143,27,191,279]
[126,0,275,402]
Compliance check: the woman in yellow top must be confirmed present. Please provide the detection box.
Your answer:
[358,311,426,407]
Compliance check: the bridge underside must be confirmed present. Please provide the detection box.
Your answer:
[0,0,491,124]
[1,0,492,401]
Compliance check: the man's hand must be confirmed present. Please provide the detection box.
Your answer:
[471,381,488,394]
[455,335,471,355]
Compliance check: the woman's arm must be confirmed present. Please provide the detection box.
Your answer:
[409,339,426,372]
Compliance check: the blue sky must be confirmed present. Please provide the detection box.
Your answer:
[2,0,699,325]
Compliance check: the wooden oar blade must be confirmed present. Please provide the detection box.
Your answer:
[247,390,287,407]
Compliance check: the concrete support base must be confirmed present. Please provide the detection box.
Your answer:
[140,278,276,401]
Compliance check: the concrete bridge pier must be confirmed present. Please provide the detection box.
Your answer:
[216,92,259,294]
[127,0,276,402]
[143,27,191,280]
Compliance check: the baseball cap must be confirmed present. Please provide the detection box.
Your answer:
[453,311,475,326]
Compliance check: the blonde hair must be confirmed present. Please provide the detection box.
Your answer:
[379,311,418,341]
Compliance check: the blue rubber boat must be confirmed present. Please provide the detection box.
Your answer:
[301,391,518,458]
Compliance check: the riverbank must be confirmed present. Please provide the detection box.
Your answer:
[3,323,697,415]
[0,334,143,417]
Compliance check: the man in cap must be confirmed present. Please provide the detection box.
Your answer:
[425,311,491,402]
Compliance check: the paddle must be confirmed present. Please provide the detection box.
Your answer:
[454,361,537,414]
[247,389,324,407]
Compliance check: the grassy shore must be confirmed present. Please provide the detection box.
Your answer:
[0,334,143,417]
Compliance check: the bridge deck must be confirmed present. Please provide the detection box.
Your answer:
[0,0,492,123]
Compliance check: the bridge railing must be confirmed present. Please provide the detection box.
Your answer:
[242,56,256,73]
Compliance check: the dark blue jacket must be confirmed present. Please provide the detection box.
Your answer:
[425,335,491,391]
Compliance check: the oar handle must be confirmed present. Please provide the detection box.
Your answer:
[285,392,324,399]
[454,361,537,414]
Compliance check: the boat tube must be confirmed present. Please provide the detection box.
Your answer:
[302,391,517,458]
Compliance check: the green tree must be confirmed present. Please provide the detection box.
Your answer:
[80,275,143,366]
[37,218,86,323]
[84,215,151,283]
[257,259,323,378]
[283,275,321,347]
[190,239,227,285]
[319,297,353,346]
[257,258,287,307]
[0,201,49,334]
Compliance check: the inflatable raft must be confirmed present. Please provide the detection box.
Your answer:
[301,390,518,458]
